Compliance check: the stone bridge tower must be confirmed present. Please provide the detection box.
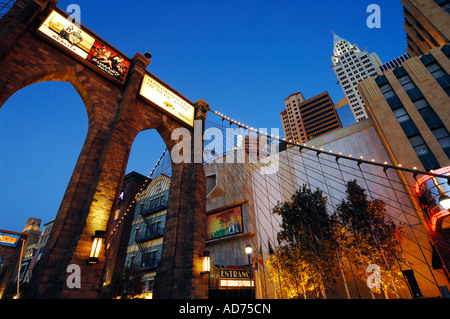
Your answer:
[0,0,208,299]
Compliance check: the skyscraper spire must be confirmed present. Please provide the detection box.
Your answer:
[332,31,346,47]
[330,33,382,123]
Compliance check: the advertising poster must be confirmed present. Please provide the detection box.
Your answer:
[86,40,130,83]
[38,10,130,84]
[207,206,243,240]
[139,74,195,127]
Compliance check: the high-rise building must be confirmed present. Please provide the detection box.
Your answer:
[331,32,383,122]
[379,53,411,73]
[280,91,342,145]
[358,45,450,278]
[401,0,450,57]
[359,45,450,173]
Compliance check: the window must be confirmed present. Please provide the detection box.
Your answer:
[379,83,397,100]
[413,98,450,159]
[377,77,441,171]
[398,75,416,91]
[141,250,158,269]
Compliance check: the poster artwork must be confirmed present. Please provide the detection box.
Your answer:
[207,206,243,240]
[38,11,130,83]
[86,41,130,83]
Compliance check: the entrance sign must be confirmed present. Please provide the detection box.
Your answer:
[38,10,130,83]
[219,268,255,289]
[139,74,195,127]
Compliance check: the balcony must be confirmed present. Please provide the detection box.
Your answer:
[140,198,168,217]
[135,228,164,243]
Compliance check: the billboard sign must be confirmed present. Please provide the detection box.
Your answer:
[139,74,195,127]
[0,233,20,247]
[38,10,130,83]
[206,205,243,241]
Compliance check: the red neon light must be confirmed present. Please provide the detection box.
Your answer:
[415,166,450,195]
[431,210,450,232]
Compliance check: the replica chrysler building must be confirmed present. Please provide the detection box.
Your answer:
[331,32,382,122]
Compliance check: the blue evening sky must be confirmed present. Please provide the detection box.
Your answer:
[0,0,407,232]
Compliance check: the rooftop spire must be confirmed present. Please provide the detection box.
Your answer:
[332,31,346,46]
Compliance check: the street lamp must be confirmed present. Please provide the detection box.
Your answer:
[88,230,106,264]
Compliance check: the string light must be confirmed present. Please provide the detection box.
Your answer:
[111,107,450,237]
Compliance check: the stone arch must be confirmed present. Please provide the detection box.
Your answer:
[1,0,209,299]
[0,62,105,134]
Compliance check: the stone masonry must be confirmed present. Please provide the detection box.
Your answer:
[0,0,208,299]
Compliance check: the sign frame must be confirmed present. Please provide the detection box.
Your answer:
[206,205,243,241]
[219,268,255,289]
[138,73,195,128]
[37,9,131,84]
[0,232,21,247]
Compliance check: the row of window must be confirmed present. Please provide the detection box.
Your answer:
[376,57,450,170]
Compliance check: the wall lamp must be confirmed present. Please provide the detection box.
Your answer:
[88,230,106,264]
[201,251,211,276]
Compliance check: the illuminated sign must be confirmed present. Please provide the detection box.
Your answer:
[0,233,20,247]
[139,74,195,127]
[38,10,130,83]
[206,206,243,241]
[220,279,255,288]
[219,268,255,289]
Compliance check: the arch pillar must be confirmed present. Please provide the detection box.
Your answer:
[153,100,209,299]
[26,53,153,299]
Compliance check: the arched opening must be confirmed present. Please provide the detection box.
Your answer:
[0,81,88,233]
[102,127,170,299]
[126,129,167,177]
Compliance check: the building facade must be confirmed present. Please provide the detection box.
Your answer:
[102,171,147,297]
[379,53,412,73]
[121,174,170,299]
[280,91,342,145]
[359,45,450,173]
[358,45,450,285]
[331,32,382,122]
[402,0,450,57]
[0,218,43,298]
[21,218,54,285]
[204,117,450,298]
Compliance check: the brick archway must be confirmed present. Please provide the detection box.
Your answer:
[0,0,208,299]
